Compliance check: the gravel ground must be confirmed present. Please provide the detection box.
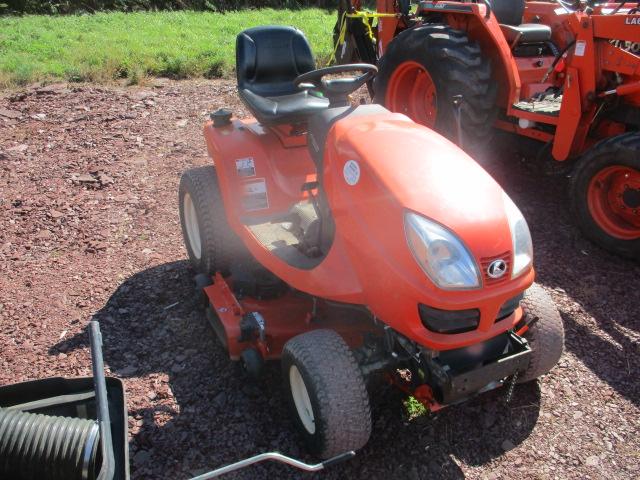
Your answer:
[1,80,638,480]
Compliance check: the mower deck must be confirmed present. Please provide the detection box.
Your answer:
[203,273,376,361]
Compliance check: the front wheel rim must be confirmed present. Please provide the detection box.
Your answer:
[183,193,202,259]
[386,60,438,127]
[289,365,315,434]
[587,165,640,240]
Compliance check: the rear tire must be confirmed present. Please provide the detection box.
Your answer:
[518,283,564,383]
[282,329,372,458]
[374,24,496,153]
[179,166,247,274]
[570,133,640,259]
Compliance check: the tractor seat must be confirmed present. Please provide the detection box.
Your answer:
[500,24,552,44]
[236,26,329,125]
[490,0,552,45]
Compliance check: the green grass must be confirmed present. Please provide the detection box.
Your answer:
[403,395,428,419]
[0,9,336,88]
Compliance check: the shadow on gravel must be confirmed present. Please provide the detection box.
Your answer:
[49,259,542,479]
[560,312,639,407]
[345,382,541,479]
[488,135,640,409]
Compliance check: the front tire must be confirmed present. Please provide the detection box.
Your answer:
[282,329,371,458]
[570,133,640,259]
[518,283,564,383]
[374,24,496,152]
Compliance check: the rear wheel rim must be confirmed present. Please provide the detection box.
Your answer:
[386,61,437,127]
[587,165,640,240]
[289,365,315,434]
[183,193,202,259]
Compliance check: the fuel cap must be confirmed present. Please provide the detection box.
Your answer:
[210,108,232,127]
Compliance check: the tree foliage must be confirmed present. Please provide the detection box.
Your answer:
[2,0,335,15]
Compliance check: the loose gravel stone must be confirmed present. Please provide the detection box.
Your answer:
[1,79,638,480]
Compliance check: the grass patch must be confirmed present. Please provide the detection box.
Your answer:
[403,396,428,419]
[0,9,336,87]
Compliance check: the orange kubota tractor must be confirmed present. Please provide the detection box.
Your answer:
[334,0,640,259]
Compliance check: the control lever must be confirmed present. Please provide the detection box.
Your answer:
[452,95,464,149]
[301,181,323,254]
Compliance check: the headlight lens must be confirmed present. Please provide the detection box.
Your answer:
[405,212,481,290]
[503,193,533,278]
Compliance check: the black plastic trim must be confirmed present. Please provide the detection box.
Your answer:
[418,304,480,334]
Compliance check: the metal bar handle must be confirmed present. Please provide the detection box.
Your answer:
[190,451,355,479]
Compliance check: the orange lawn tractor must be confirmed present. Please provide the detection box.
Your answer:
[178,25,564,458]
[334,0,640,259]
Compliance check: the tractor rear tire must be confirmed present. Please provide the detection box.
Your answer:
[518,283,564,384]
[374,24,497,153]
[282,329,372,458]
[179,166,248,274]
[570,133,640,259]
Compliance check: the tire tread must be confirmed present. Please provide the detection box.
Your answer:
[374,24,497,152]
[569,132,640,259]
[179,166,245,274]
[282,329,372,458]
[518,283,564,383]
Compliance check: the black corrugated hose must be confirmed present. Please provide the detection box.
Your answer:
[0,407,100,480]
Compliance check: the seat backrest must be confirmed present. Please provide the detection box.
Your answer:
[236,26,316,98]
[489,0,525,26]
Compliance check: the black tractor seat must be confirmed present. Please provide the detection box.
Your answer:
[239,89,329,126]
[236,26,330,125]
[490,0,552,45]
[500,23,552,44]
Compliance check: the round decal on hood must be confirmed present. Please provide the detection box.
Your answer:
[343,160,360,186]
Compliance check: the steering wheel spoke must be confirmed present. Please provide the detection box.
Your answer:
[294,64,378,107]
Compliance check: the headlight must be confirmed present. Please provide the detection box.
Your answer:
[503,193,533,278]
[404,212,481,290]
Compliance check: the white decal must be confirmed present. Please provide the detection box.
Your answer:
[242,178,269,211]
[575,40,586,57]
[343,160,361,186]
[235,157,256,177]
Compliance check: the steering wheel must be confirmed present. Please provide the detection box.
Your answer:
[294,64,378,107]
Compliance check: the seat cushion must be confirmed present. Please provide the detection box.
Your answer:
[237,26,316,98]
[500,23,552,44]
[239,89,329,126]
[236,26,329,125]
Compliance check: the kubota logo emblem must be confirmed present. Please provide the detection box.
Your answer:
[487,259,507,279]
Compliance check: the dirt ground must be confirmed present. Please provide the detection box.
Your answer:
[0,79,638,480]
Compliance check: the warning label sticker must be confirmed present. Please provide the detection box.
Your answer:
[242,178,269,211]
[235,157,256,177]
[575,40,586,57]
